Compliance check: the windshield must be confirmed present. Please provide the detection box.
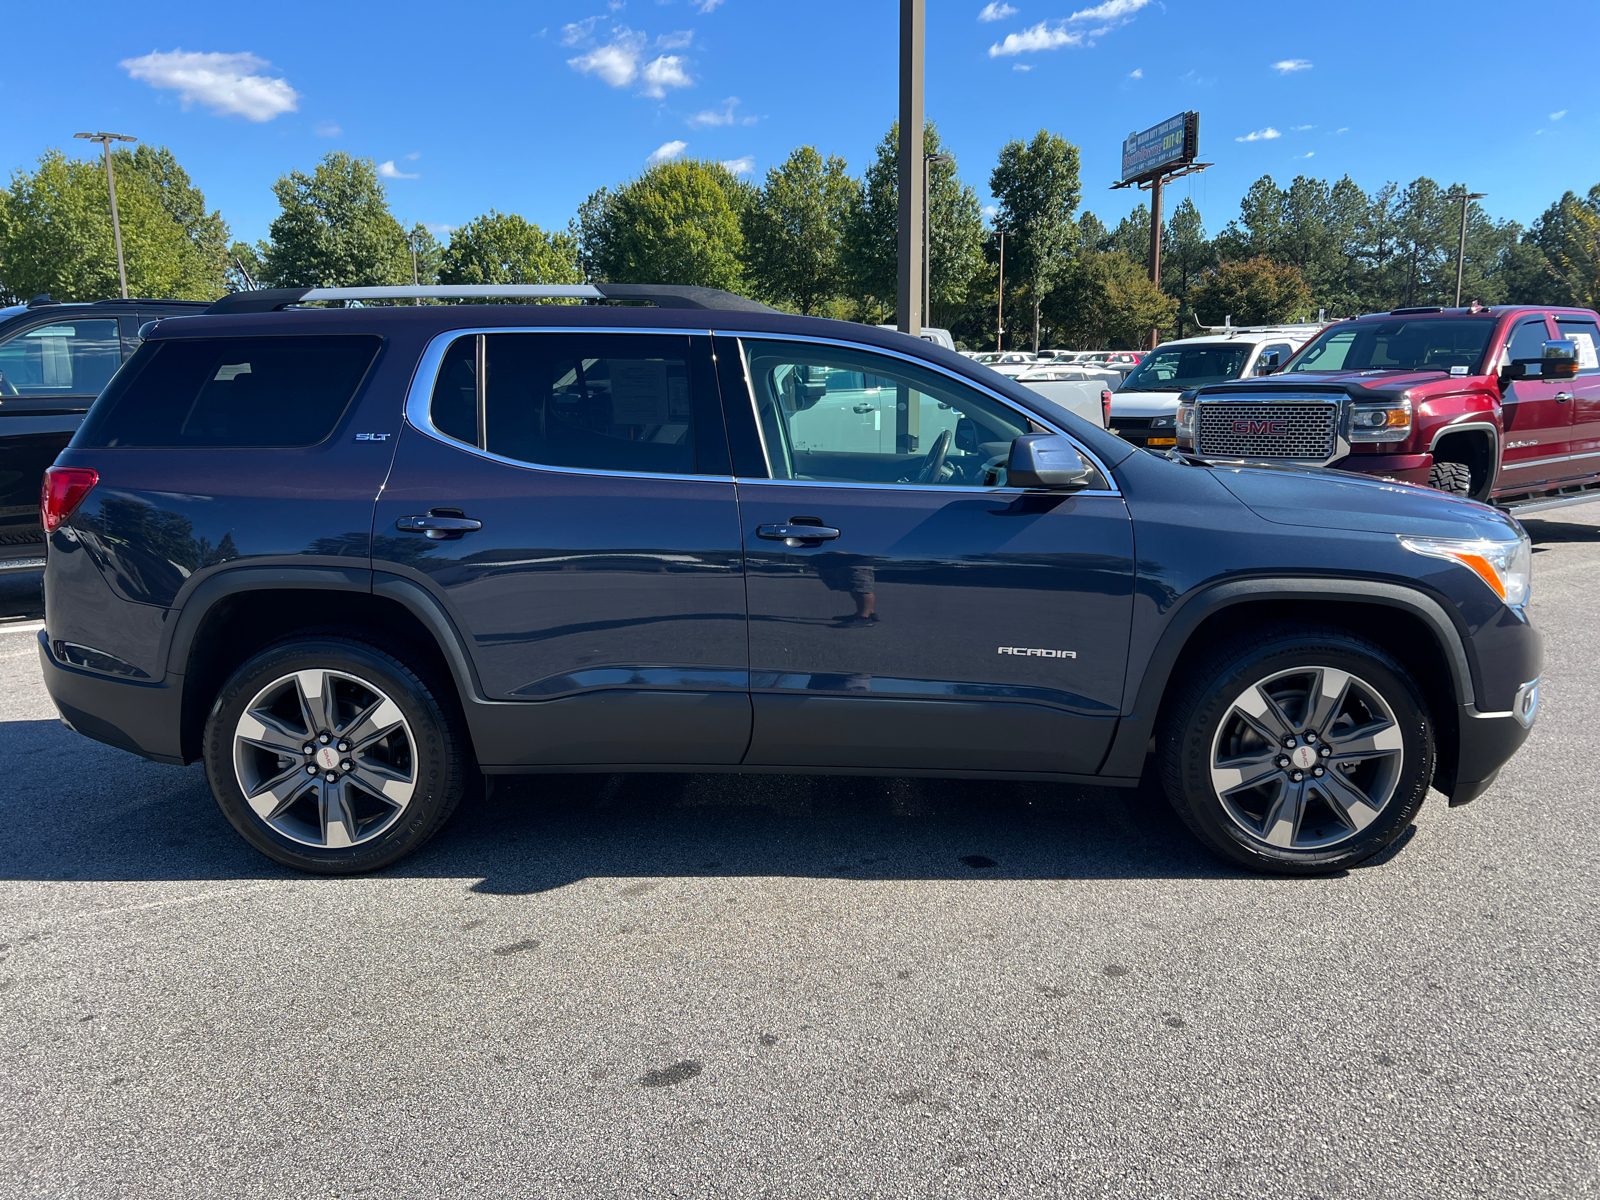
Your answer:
[1287,317,1496,374]
[1118,343,1253,392]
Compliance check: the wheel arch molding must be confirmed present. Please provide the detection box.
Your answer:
[1099,576,1476,780]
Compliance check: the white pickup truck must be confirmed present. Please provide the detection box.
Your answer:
[1109,324,1325,449]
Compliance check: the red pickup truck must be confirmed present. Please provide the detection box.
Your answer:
[1174,305,1600,514]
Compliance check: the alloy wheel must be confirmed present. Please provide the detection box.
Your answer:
[1209,666,1404,852]
[231,669,417,849]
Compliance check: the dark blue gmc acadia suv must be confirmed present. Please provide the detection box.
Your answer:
[36,284,1542,876]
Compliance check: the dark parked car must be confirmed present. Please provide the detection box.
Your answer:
[38,284,1541,877]
[0,295,210,570]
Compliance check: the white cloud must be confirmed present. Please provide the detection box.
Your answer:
[561,17,602,45]
[1013,64,1032,71]
[425,222,455,235]
[377,160,419,179]
[978,2,1019,20]
[1333,126,1349,134]
[694,0,724,11]
[1128,67,1142,78]
[983,204,999,218]
[1290,123,1315,131]
[657,30,694,50]
[721,155,755,175]
[1550,109,1567,120]
[989,22,1082,56]
[1068,0,1148,19]
[647,140,688,165]
[120,50,299,122]
[405,151,421,160]
[313,120,341,137]
[688,96,742,127]
[1295,151,1315,159]
[1271,58,1312,73]
[640,54,693,97]
[1235,127,1281,142]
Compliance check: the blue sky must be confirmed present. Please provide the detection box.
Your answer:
[3,0,1596,247]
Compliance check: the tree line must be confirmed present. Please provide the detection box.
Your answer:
[2,131,1598,351]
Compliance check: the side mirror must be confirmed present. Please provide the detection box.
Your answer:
[1006,434,1095,491]
[1543,339,1580,380]
[1254,351,1280,376]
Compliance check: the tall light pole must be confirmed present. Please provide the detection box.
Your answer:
[74,132,137,299]
[403,228,425,305]
[896,0,924,339]
[1449,189,1487,308]
[923,152,952,324]
[995,231,1006,352]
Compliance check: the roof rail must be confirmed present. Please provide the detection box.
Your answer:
[204,283,778,316]
[1389,306,1445,315]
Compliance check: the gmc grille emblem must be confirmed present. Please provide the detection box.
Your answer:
[1232,419,1288,436]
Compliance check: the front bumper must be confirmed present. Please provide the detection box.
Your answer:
[1333,451,1434,488]
[1110,418,1178,449]
[37,631,187,765]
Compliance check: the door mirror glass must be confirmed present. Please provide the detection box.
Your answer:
[1542,339,1580,380]
[1005,434,1095,491]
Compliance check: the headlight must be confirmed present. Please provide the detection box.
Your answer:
[1399,532,1532,607]
[1149,415,1176,429]
[1350,395,1413,442]
[1176,404,1194,435]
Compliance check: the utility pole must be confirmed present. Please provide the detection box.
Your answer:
[404,229,424,305]
[1147,175,1163,350]
[995,232,1006,352]
[923,152,951,325]
[74,131,137,299]
[1449,189,1486,308]
[896,0,924,339]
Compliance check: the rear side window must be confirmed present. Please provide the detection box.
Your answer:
[0,318,122,397]
[76,335,381,448]
[1556,317,1600,373]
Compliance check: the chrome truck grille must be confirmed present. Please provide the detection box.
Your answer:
[1195,399,1339,463]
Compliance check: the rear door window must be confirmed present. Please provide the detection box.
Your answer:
[76,335,381,448]
[0,318,122,400]
[1555,317,1600,373]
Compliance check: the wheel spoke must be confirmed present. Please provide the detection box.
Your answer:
[1234,683,1296,743]
[349,759,414,806]
[1327,719,1403,761]
[1260,778,1306,849]
[1304,669,1352,737]
[293,670,335,737]
[343,696,406,752]
[1314,771,1381,833]
[321,782,357,849]
[236,710,308,756]
[1211,752,1281,796]
[246,767,313,821]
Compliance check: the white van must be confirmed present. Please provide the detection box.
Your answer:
[1110,325,1326,449]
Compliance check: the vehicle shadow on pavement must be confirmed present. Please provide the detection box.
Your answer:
[1522,517,1600,546]
[0,710,1326,888]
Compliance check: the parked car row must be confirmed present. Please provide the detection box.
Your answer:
[36,283,1540,880]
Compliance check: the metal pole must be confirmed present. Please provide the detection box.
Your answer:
[75,132,136,299]
[1452,191,1484,307]
[1147,174,1164,350]
[995,232,1005,352]
[896,0,924,338]
[923,158,931,324]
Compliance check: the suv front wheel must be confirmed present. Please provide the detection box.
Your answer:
[1159,626,1434,874]
[204,635,471,874]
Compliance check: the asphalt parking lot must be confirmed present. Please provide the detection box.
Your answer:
[1,510,1596,1200]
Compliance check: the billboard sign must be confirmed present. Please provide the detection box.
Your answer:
[1121,112,1199,183]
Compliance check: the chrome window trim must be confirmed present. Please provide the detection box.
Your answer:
[403,326,726,484]
[724,330,1122,497]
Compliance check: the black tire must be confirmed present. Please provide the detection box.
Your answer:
[1158,624,1433,875]
[203,635,471,875]
[1429,459,1473,496]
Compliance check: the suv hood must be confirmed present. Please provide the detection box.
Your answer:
[1110,389,1183,417]
[1209,462,1520,541]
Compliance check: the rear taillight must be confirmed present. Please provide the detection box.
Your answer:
[1101,389,1113,427]
[41,467,98,533]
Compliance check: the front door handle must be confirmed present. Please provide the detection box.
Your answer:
[1556,392,1573,402]
[757,523,840,546]
[396,513,483,540]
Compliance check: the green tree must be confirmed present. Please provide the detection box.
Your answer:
[1161,198,1214,336]
[1107,203,1151,264]
[0,146,230,302]
[989,130,1081,351]
[744,146,858,314]
[840,121,986,326]
[1527,186,1600,309]
[439,210,581,298]
[579,160,749,291]
[260,152,412,289]
[1189,257,1314,326]
[1045,250,1176,349]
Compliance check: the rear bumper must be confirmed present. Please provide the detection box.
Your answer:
[36,631,186,765]
[1332,452,1433,487]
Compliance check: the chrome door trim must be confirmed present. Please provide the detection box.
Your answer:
[720,329,1122,497]
[401,326,730,485]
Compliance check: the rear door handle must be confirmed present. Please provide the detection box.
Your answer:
[396,514,483,539]
[757,523,840,546]
[1556,392,1573,402]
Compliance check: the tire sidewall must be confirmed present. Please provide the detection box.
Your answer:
[204,638,460,875]
[1169,636,1433,874]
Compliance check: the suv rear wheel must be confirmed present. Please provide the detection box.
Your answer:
[1159,625,1433,874]
[203,635,471,874]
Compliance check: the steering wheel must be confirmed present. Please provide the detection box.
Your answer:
[913,428,953,484]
